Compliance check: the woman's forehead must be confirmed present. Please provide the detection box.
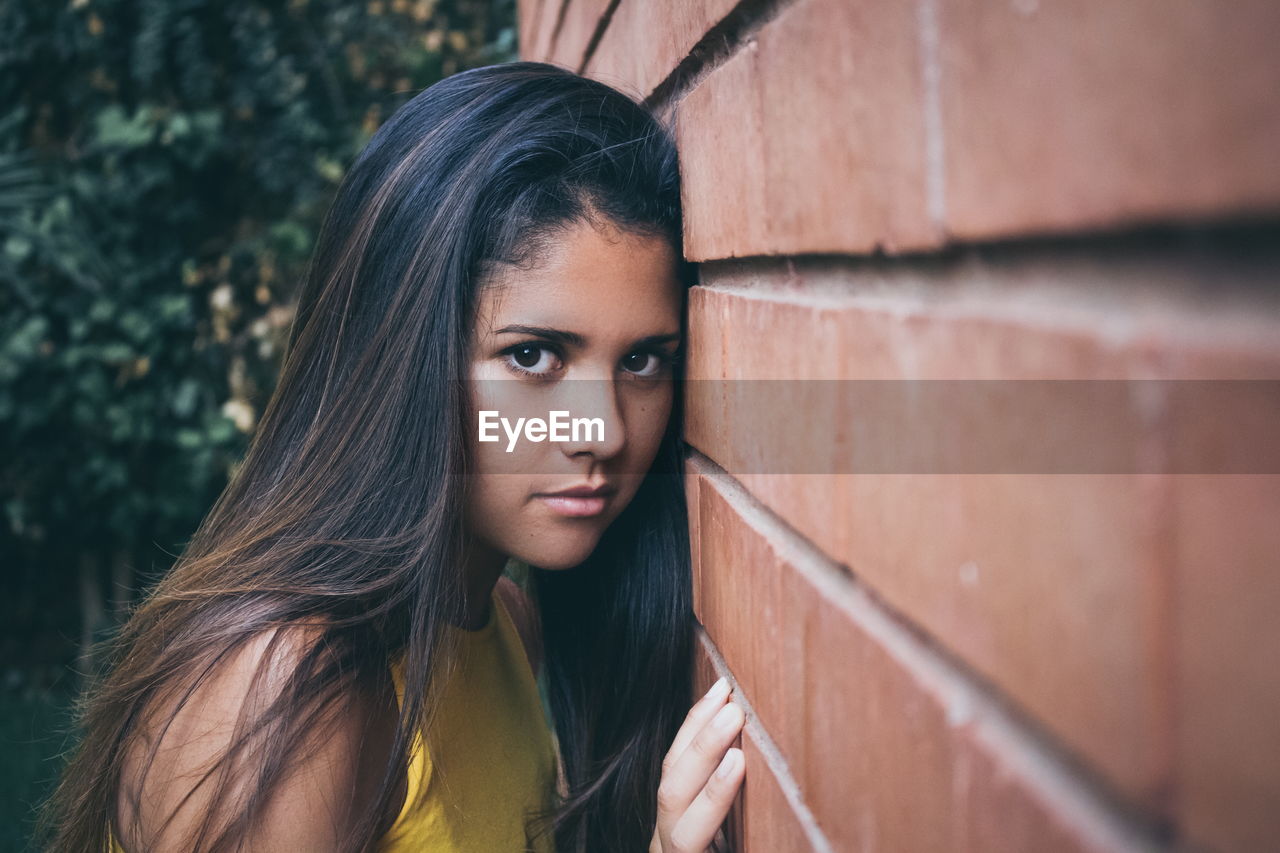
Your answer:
[475,221,681,337]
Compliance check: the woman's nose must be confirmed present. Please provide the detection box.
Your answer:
[555,375,626,462]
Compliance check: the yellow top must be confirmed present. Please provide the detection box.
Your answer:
[378,591,560,852]
[108,591,560,853]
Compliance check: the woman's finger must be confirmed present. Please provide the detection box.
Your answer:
[656,699,744,846]
[654,677,738,851]
[667,747,744,853]
[656,680,732,847]
[663,677,731,774]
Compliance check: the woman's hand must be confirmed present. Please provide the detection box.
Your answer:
[649,676,746,853]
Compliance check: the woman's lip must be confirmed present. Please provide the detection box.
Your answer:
[537,494,608,517]
[540,485,616,498]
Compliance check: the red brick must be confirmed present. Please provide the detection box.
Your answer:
[683,268,1177,808]
[1174,474,1280,851]
[692,627,719,701]
[694,468,807,787]
[584,0,738,101]
[545,0,611,71]
[676,42,771,259]
[691,261,1280,804]
[518,0,562,62]
[740,727,820,853]
[516,0,544,60]
[939,0,1280,239]
[684,258,1280,827]
[685,460,703,616]
[691,463,1142,851]
[675,0,939,260]
[1161,340,1280,851]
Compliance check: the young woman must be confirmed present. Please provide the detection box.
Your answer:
[39,62,746,853]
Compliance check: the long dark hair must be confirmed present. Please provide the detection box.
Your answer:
[38,61,695,853]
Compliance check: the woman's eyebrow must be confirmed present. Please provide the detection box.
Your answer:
[494,325,587,347]
[494,325,681,347]
[635,332,682,347]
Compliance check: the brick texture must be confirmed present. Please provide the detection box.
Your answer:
[739,728,815,853]
[676,0,939,259]
[1166,349,1280,851]
[517,0,559,66]
[938,0,1280,240]
[543,0,610,72]
[584,0,738,100]
[518,1,1280,849]
[681,255,1280,807]
[1174,474,1280,851]
[688,459,1142,852]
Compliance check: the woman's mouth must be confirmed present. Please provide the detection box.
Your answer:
[534,482,616,517]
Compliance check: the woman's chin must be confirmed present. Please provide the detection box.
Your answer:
[514,535,602,571]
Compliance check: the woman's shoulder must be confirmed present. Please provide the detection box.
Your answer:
[115,619,399,850]
[495,575,542,677]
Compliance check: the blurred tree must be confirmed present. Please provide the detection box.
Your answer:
[0,0,517,687]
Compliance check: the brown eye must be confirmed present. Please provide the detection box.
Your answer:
[513,345,541,368]
[621,351,666,377]
[501,343,562,377]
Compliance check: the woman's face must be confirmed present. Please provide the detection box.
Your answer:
[464,216,683,570]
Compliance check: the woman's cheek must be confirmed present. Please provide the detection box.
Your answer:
[627,392,673,471]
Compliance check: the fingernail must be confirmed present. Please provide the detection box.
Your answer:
[704,676,728,701]
[715,748,740,780]
[713,702,740,730]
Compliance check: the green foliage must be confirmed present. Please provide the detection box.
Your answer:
[0,0,517,674]
[0,682,78,851]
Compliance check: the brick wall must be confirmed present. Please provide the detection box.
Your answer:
[517,2,1280,850]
